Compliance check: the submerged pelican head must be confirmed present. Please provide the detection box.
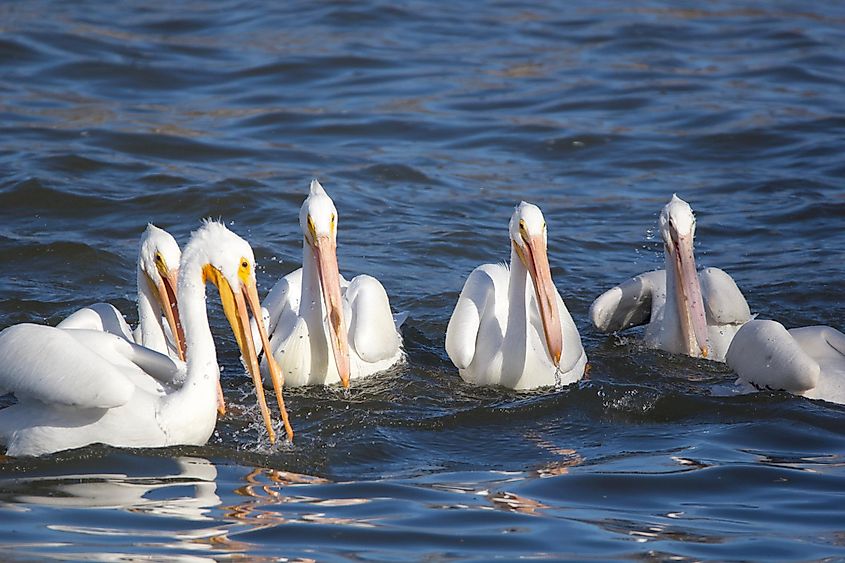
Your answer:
[658,195,709,358]
[509,202,562,367]
[300,179,350,388]
[138,224,185,361]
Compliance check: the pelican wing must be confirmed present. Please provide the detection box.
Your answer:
[699,268,751,326]
[63,329,182,386]
[262,269,302,336]
[272,316,312,384]
[788,325,845,359]
[253,269,303,358]
[57,303,134,342]
[345,275,400,363]
[0,324,135,408]
[726,320,820,393]
[446,265,500,370]
[589,270,665,333]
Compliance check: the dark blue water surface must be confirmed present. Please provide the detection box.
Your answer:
[1,0,845,560]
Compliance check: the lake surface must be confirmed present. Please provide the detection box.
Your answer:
[1,0,844,559]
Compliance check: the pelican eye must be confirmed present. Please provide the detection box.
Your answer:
[238,257,252,283]
[154,252,169,276]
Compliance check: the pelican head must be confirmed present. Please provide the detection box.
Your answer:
[509,202,562,367]
[300,179,350,388]
[183,220,292,443]
[138,224,185,360]
[659,195,709,358]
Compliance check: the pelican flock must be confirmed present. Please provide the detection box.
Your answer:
[590,195,751,362]
[445,202,587,390]
[257,179,404,387]
[0,221,290,456]
[0,182,840,457]
[55,225,226,415]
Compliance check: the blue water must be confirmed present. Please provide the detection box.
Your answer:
[1,0,845,559]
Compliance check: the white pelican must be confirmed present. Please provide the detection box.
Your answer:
[257,179,403,387]
[726,320,845,404]
[56,225,225,414]
[589,195,751,362]
[57,224,183,355]
[0,221,291,457]
[445,202,587,390]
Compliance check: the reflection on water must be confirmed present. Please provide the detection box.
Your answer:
[0,457,234,560]
[525,430,585,478]
[0,456,389,559]
[6,457,219,519]
[227,467,375,529]
[425,444,583,516]
[0,438,843,560]
[0,451,596,558]
[587,516,727,546]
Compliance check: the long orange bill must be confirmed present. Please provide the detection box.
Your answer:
[243,277,293,442]
[205,264,276,444]
[231,288,277,444]
[158,268,186,361]
[671,232,709,358]
[313,235,350,388]
[518,234,563,366]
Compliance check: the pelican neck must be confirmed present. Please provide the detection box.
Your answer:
[505,244,529,347]
[135,266,167,353]
[301,239,326,323]
[176,258,218,385]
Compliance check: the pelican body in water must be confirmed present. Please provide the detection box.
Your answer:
[727,320,845,404]
[445,202,587,390]
[0,221,290,457]
[257,180,403,387]
[590,195,751,362]
[57,224,225,414]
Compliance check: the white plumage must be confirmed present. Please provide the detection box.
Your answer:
[445,202,587,390]
[57,224,185,359]
[727,320,845,404]
[590,195,751,362]
[0,221,290,456]
[257,180,403,387]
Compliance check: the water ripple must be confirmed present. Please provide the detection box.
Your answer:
[0,0,844,560]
